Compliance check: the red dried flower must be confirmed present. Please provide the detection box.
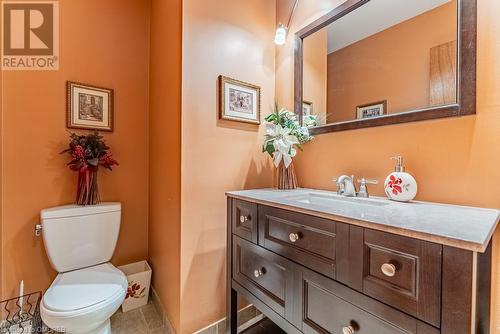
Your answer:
[99,153,119,170]
[72,145,85,159]
[61,131,119,173]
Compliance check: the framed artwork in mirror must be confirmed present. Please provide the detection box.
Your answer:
[294,0,476,134]
[356,100,387,119]
[303,101,313,116]
[219,75,261,124]
[67,81,114,132]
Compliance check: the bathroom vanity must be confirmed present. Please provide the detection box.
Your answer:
[225,189,499,334]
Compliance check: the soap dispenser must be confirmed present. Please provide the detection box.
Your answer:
[384,156,417,202]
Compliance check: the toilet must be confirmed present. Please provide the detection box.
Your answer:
[40,203,127,334]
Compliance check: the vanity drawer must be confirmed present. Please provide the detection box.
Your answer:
[298,268,439,334]
[259,205,343,279]
[360,229,442,327]
[232,236,295,319]
[231,199,258,243]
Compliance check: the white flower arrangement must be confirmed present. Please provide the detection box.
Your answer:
[262,104,315,168]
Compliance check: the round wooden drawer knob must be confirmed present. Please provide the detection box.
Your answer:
[289,232,301,243]
[381,263,397,277]
[253,267,265,278]
[343,325,356,334]
[240,215,251,223]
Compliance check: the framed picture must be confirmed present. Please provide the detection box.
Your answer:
[67,81,114,132]
[303,100,313,116]
[356,100,387,119]
[219,75,261,124]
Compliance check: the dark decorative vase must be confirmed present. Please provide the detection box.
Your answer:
[76,167,100,205]
[278,161,298,190]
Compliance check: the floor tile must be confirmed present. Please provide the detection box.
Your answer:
[111,307,149,334]
[148,327,169,334]
[140,303,164,330]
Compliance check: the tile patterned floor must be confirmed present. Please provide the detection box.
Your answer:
[111,302,169,334]
[110,301,279,334]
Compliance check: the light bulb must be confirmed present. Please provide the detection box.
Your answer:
[274,25,287,45]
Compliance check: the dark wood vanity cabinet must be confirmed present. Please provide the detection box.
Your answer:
[227,198,492,334]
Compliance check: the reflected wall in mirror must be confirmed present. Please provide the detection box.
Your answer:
[296,0,476,133]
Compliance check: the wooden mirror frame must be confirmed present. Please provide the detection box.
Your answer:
[294,0,476,134]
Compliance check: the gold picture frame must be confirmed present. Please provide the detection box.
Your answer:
[303,100,313,116]
[67,81,114,132]
[218,75,261,124]
[356,100,387,120]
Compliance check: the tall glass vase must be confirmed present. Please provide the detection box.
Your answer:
[278,161,298,190]
[76,167,100,205]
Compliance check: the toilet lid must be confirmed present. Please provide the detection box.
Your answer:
[43,263,127,312]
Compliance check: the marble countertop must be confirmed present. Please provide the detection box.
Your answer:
[226,188,500,253]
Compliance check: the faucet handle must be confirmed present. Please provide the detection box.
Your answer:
[358,178,378,185]
[357,178,378,198]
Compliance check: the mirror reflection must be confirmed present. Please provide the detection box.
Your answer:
[302,0,457,127]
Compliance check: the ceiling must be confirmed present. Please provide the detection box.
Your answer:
[326,0,452,53]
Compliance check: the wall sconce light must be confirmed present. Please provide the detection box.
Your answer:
[274,24,288,45]
[275,0,299,46]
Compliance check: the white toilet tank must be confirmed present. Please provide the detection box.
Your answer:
[41,203,121,273]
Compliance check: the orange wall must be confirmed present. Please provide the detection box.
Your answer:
[276,0,295,27]
[0,53,3,298]
[303,29,328,122]
[276,0,343,115]
[148,0,182,332]
[181,0,275,332]
[276,0,500,332]
[0,0,150,299]
[327,2,456,123]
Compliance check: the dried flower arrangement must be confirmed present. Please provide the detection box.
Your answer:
[61,131,118,205]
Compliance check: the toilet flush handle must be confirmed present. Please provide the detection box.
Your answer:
[34,224,43,237]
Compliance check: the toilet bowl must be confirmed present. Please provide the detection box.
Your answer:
[41,263,127,334]
[39,203,126,334]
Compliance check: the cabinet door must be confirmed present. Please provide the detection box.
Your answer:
[296,267,439,334]
[359,229,442,327]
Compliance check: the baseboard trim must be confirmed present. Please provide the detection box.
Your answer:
[150,287,177,334]
[150,287,263,334]
[193,304,263,334]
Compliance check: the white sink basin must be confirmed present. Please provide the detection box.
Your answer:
[285,191,390,207]
[283,191,390,220]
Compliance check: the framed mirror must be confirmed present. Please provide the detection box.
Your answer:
[294,0,476,134]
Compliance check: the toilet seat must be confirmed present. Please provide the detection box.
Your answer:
[41,263,127,334]
[43,263,127,312]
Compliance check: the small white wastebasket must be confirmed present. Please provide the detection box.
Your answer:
[118,261,152,312]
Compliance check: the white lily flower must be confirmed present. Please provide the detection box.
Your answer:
[262,106,314,171]
[268,124,299,168]
[265,123,276,136]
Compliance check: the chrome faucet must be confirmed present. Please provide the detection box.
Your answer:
[333,175,378,198]
[333,175,357,197]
